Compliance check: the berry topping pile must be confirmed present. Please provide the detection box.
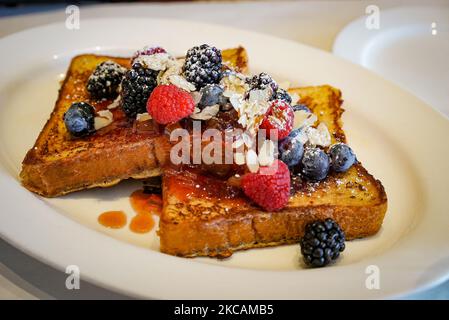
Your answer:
[64,102,96,137]
[64,44,358,222]
[241,160,290,211]
[300,219,346,267]
[183,44,222,89]
[86,60,125,100]
[260,100,294,140]
[121,62,158,118]
[147,84,195,124]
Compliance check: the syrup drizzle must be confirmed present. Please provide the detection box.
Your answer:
[129,190,162,234]
[98,211,127,229]
[97,190,162,234]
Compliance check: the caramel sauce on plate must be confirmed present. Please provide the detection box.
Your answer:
[129,190,162,234]
[97,190,162,233]
[98,211,127,229]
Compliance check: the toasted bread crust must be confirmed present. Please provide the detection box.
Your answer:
[159,202,387,258]
[159,164,387,258]
[20,48,248,197]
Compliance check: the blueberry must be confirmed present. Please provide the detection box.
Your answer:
[273,88,292,104]
[292,104,311,113]
[301,147,330,181]
[198,84,225,108]
[63,102,96,137]
[278,130,304,168]
[329,143,356,172]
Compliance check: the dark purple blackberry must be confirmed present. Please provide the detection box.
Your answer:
[183,44,222,89]
[273,88,292,104]
[245,72,278,93]
[300,219,346,267]
[86,60,125,100]
[121,62,158,118]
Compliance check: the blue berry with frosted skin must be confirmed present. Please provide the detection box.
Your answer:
[278,129,304,168]
[198,84,225,108]
[301,147,330,181]
[273,88,292,104]
[329,143,356,173]
[64,102,96,137]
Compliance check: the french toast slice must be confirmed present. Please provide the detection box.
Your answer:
[20,47,248,197]
[159,85,388,258]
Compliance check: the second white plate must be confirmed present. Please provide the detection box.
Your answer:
[333,6,449,118]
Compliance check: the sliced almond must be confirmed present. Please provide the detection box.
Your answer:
[136,112,152,122]
[190,105,219,120]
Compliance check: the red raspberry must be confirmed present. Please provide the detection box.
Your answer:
[241,160,291,211]
[260,100,294,140]
[147,85,195,124]
[132,46,167,64]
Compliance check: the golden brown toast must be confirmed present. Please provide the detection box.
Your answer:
[20,47,249,197]
[159,85,388,258]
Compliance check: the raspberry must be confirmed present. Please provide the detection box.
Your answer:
[260,100,294,140]
[147,85,195,124]
[241,160,290,211]
[131,46,167,64]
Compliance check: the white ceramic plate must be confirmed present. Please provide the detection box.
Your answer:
[333,6,449,118]
[0,18,448,299]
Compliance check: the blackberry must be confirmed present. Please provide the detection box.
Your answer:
[64,102,96,137]
[131,46,167,64]
[86,60,126,100]
[245,72,278,93]
[183,44,222,89]
[273,88,292,104]
[300,219,346,267]
[121,62,158,118]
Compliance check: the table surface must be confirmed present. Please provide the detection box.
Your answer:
[1,0,448,300]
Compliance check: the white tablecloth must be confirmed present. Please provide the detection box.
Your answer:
[1,0,448,300]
